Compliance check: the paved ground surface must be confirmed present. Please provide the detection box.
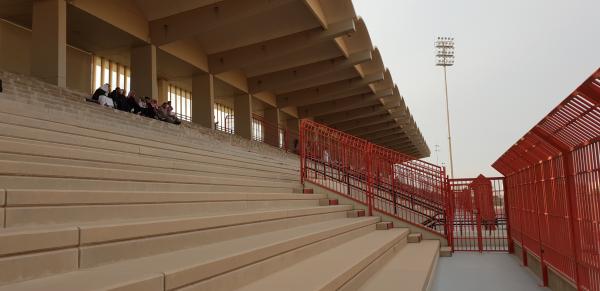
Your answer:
[432,252,548,291]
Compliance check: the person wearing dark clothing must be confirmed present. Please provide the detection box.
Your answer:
[109,88,128,111]
[141,97,158,119]
[126,90,143,114]
[88,83,109,103]
[158,102,181,124]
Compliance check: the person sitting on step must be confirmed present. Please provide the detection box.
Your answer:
[158,101,181,124]
[126,90,142,114]
[88,83,109,104]
[93,83,115,108]
[141,97,158,119]
[109,87,128,111]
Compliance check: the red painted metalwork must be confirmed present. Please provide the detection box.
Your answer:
[449,176,509,252]
[493,68,600,290]
[300,119,451,237]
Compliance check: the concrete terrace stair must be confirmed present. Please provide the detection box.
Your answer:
[0,112,297,175]
[354,240,441,291]
[0,73,297,164]
[0,217,379,290]
[0,71,443,290]
[236,228,409,291]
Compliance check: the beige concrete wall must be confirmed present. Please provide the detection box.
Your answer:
[70,0,150,43]
[0,20,91,94]
[66,47,92,94]
[0,20,31,75]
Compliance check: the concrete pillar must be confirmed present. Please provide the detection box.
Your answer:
[31,0,67,87]
[131,45,158,99]
[287,118,300,133]
[157,79,169,104]
[287,118,301,152]
[192,74,215,129]
[234,94,253,140]
[264,107,281,147]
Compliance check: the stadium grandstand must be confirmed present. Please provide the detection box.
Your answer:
[0,0,597,291]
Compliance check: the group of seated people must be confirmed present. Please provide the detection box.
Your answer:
[88,83,181,125]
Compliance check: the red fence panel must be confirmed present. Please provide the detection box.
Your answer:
[449,177,509,252]
[493,68,600,290]
[300,119,450,237]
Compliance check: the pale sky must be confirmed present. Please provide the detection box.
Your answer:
[353,0,600,177]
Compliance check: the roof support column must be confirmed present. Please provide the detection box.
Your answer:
[234,94,253,140]
[264,107,281,148]
[131,44,158,99]
[286,118,300,153]
[192,74,215,129]
[157,79,169,105]
[31,0,67,88]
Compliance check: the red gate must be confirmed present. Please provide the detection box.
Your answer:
[449,176,511,252]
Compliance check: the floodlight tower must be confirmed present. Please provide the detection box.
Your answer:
[435,37,455,178]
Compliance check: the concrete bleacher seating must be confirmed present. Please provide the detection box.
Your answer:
[0,70,440,290]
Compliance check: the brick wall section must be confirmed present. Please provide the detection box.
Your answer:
[0,70,300,162]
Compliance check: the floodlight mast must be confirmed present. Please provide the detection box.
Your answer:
[435,37,455,178]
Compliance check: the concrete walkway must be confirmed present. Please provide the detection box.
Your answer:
[432,252,548,291]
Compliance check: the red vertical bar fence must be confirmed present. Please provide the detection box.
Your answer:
[492,68,600,290]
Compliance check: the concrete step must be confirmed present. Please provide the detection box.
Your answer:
[319,198,339,206]
[5,190,325,206]
[181,222,379,291]
[408,233,423,243]
[0,101,298,171]
[0,205,350,256]
[440,246,452,257]
[0,160,300,192]
[0,138,298,182]
[0,175,295,193]
[0,92,296,166]
[353,240,440,291]
[0,217,379,290]
[347,209,366,218]
[235,228,409,291]
[4,191,328,227]
[0,119,297,176]
[376,221,394,230]
[0,205,354,284]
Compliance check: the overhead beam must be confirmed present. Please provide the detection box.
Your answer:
[371,135,409,145]
[315,104,390,125]
[315,106,389,124]
[248,50,372,93]
[386,140,413,148]
[298,88,393,118]
[207,19,355,74]
[384,140,414,150]
[276,68,359,94]
[302,0,328,28]
[345,121,398,136]
[277,72,384,107]
[150,0,296,46]
[333,114,394,132]
[361,128,407,141]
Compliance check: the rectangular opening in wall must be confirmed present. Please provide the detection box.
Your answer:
[214,103,234,134]
[91,56,130,95]
[167,85,192,122]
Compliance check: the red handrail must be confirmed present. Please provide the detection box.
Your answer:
[300,119,451,237]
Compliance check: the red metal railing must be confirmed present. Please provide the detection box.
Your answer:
[449,176,510,252]
[492,68,600,290]
[300,119,451,236]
